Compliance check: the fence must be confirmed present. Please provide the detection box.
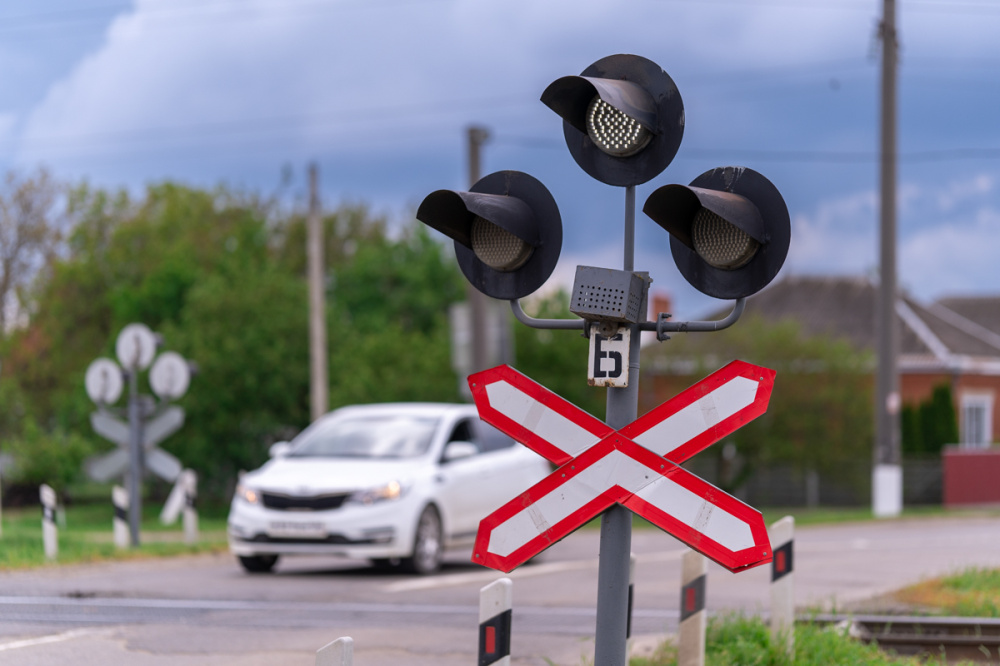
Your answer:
[683,455,942,507]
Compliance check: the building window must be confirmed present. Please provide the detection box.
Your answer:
[960,392,994,449]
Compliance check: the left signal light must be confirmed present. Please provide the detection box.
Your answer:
[417,170,562,300]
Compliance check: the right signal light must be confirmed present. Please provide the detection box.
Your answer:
[643,167,790,299]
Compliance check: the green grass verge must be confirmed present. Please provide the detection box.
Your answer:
[0,503,229,569]
[630,613,959,666]
[894,566,1000,617]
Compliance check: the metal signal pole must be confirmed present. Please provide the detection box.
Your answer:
[467,126,492,375]
[593,184,641,666]
[874,0,902,516]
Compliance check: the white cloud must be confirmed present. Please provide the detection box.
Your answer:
[934,174,994,213]
[902,205,1000,298]
[786,188,878,276]
[788,175,1000,302]
[15,0,883,161]
[9,0,1000,314]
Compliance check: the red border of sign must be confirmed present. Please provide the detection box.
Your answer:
[621,360,775,464]
[616,438,772,572]
[469,362,775,573]
[469,365,612,466]
[473,437,624,572]
[473,435,773,573]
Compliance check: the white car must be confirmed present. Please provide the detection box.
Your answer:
[227,403,550,574]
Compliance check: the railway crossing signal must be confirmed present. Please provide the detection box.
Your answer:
[84,323,193,547]
[417,52,792,666]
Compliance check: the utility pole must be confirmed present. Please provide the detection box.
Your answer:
[467,126,492,375]
[874,0,902,517]
[307,163,329,421]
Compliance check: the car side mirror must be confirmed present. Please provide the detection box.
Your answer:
[269,441,292,458]
[442,441,478,463]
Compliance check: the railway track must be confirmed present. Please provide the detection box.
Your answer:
[806,614,1000,664]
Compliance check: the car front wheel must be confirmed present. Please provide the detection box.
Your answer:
[238,554,279,573]
[402,506,443,575]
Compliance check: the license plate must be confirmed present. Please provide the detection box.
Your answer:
[268,520,326,539]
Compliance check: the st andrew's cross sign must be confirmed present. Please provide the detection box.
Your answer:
[469,361,776,573]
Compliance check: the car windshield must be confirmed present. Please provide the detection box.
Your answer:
[287,413,440,459]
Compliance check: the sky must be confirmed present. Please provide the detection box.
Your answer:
[2,0,999,318]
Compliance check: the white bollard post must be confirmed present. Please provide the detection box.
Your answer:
[769,516,795,657]
[113,485,130,549]
[315,636,353,666]
[480,577,513,666]
[40,484,58,561]
[678,550,707,666]
[182,470,198,544]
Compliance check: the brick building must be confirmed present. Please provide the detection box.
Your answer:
[644,275,1000,447]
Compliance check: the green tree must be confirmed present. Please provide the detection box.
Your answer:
[0,169,65,332]
[640,315,873,492]
[514,290,606,419]
[902,383,959,455]
[5,181,473,498]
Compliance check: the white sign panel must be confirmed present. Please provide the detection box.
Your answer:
[587,325,630,388]
[85,358,123,405]
[116,323,157,371]
[150,352,190,400]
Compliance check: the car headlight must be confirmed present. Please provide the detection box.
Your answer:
[346,480,406,506]
[235,483,260,506]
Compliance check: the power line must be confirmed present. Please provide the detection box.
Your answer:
[496,137,1000,164]
[2,93,530,154]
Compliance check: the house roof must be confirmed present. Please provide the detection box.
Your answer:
[679,275,1000,374]
[930,296,1000,352]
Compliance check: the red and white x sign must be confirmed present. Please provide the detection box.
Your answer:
[469,360,776,574]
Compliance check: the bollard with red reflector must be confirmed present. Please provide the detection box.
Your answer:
[479,577,513,666]
[770,515,795,657]
[678,550,707,666]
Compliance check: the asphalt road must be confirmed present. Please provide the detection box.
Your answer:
[2,514,1000,665]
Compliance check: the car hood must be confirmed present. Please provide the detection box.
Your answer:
[242,457,427,494]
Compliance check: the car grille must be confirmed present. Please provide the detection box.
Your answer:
[243,533,391,545]
[260,491,350,511]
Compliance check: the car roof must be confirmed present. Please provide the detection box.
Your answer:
[323,402,478,420]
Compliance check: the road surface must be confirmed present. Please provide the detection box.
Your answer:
[1,514,999,664]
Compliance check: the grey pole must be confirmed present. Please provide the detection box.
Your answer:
[593,184,640,666]
[126,370,143,546]
[307,162,329,421]
[874,0,902,516]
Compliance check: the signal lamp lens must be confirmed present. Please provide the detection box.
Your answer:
[586,96,652,157]
[691,208,760,270]
[470,216,533,271]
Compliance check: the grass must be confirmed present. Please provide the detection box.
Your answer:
[630,613,960,666]
[893,567,1000,617]
[0,502,229,569]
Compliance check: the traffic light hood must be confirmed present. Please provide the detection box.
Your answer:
[541,76,658,136]
[416,190,539,249]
